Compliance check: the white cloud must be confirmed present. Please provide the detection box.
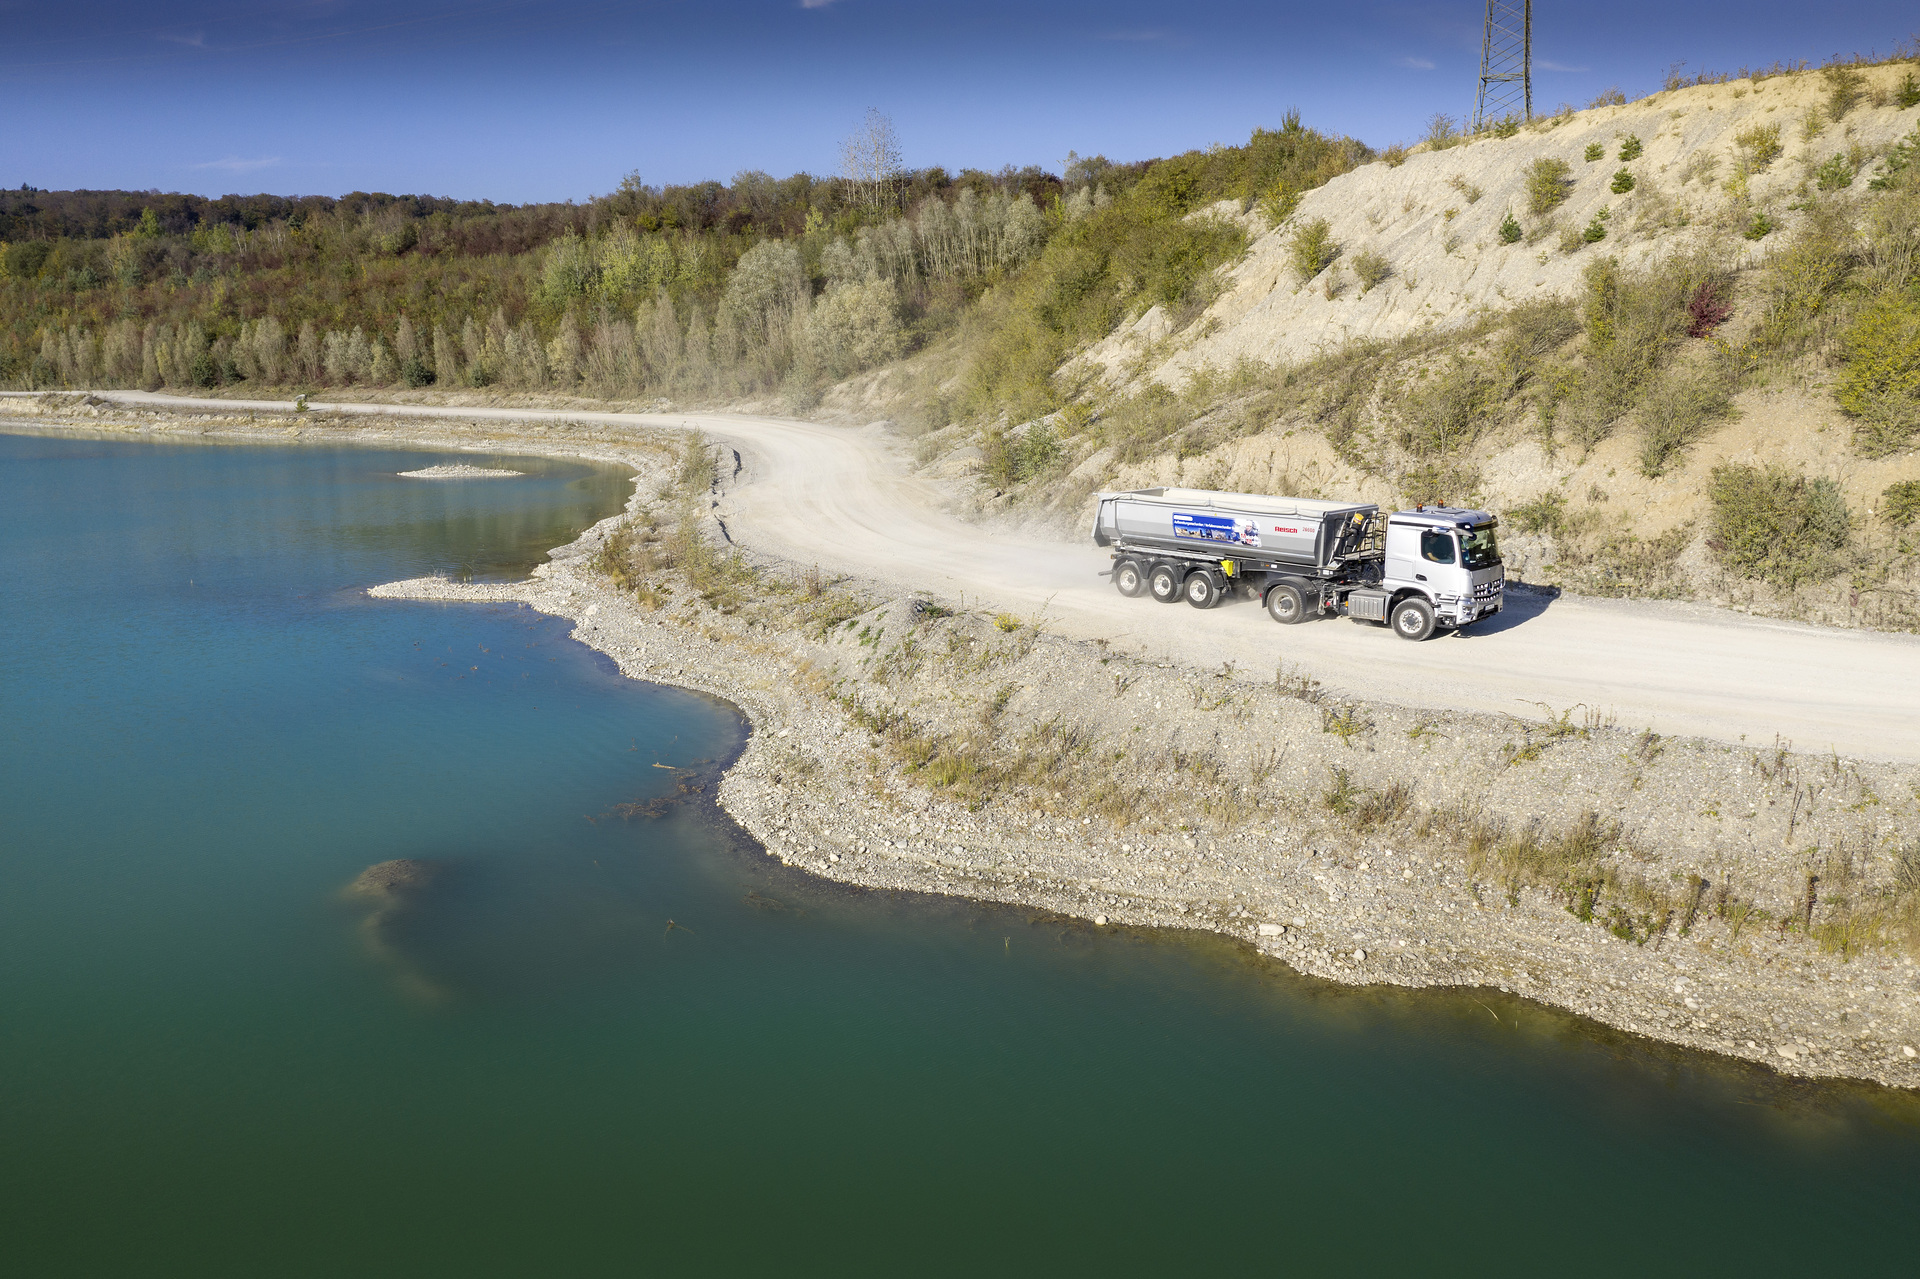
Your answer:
[157,32,207,48]
[1536,60,1590,73]
[1100,29,1172,43]
[191,156,284,173]
[1394,56,1437,70]
[799,0,836,8]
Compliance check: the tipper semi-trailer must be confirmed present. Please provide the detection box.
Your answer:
[1091,486,1505,640]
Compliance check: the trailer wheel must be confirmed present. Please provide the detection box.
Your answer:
[1183,573,1221,609]
[1113,560,1147,597]
[1265,583,1308,625]
[1391,597,1436,641]
[1148,563,1184,604]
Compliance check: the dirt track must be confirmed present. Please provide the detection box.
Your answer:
[84,391,1920,763]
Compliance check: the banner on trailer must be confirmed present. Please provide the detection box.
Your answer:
[1172,511,1261,548]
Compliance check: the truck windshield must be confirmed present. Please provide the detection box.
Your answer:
[1461,524,1501,569]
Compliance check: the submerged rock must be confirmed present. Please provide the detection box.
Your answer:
[345,858,441,900]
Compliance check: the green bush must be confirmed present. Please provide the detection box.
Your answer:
[1734,123,1783,171]
[1526,158,1573,215]
[1869,123,1919,191]
[1706,463,1851,589]
[1610,168,1636,194]
[1835,289,1920,455]
[400,356,436,388]
[1744,212,1775,240]
[1351,248,1391,292]
[1883,481,1920,526]
[1617,135,1644,161]
[1822,65,1865,120]
[1584,142,1605,163]
[1635,358,1738,477]
[1582,214,1608,243]
[1814,153,1857,191]
[1289,218,1337,283]
[1499,210,1522,243]
[1898,72,1920,110]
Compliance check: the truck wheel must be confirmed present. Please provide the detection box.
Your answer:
[1148,563,1183,604]
[1113,560,1147,597]
[1265,583,1308,625]
[1184,573,1220,609]
[1391,597,1436,641]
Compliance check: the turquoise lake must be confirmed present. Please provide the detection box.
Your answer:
[2,428,1916,1275]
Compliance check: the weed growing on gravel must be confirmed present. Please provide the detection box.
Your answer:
[1320,704,1372,747]
[1526,157,1573,215]
[1274,662,1326,703]
[1289,218,1338,283]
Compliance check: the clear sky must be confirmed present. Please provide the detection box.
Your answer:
[3,1,1914,203]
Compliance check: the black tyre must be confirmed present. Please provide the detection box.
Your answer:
[1148,563,1184,604]
[1391,597,1437,641]
[1184,572,1221,609]
[1113,560,1147,598]
[1265,583,1308,625]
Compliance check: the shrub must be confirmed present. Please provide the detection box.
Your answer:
[1706,463,1850,589]
[1584,142,1604,162]
[400,356,435,388]
[1447,175,1484,204]
[1685,281,1733,337]
[1822,64,1865,120]
[1426,113,1462,151]
[1589,87,1626,108]
[1868,123,1919,191]
[1499,210,1523,243]
[1507,491,1568,535]
[1744,212,1775,240]
[1636,358,1737,477]
[1351,249,1391,292]
[1492,118,1521,139]
[1899,72,1920,110]
[1582,214,1608,243]
[1814,153,1857,191]
[1617,135,1644,161]
[1288,217,1337,283]
[1734,122,1783,171]
[1382,143,1409,167]
[1526,157,1573,215]
[1835,289,1920,456]
[1611,168,1637,194]
[1883,481,1920,526]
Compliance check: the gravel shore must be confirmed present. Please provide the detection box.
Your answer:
[10,397,1919,1090]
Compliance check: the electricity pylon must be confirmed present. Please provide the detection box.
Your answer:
[1473,0,1532,130]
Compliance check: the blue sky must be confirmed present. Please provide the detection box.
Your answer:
[3,1,1913,202]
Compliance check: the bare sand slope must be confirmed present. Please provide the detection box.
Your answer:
[95,390,1920,761]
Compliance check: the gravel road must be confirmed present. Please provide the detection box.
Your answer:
[85,390,1920,763]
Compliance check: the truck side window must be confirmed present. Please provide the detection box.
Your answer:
[1420,529,1456,564]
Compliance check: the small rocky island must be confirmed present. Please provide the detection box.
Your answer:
[397,464,523,479]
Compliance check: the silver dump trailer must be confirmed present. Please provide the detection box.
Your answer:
[1092,486,1505,640]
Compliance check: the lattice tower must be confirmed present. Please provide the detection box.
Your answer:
[1473,0,1532,130]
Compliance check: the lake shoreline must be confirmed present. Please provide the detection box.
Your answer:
[7,394,1918,1092]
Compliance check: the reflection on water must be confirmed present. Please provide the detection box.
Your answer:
[2,430,1918,1277]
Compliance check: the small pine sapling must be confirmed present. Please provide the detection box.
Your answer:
[1611,168,1636,194]
[1584,142,1604,162]
[1898,72,1920,109]
[1582,212,1608,243]
[1743,212,1774,240]
[1617,134,1643,161]
[1499,210,1523,243]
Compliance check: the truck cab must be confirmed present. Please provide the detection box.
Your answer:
[1378,506,1504,636]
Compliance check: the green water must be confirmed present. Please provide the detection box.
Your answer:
[2,430,1916,1276]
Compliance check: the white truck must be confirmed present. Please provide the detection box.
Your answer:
[1090,486,1505,640]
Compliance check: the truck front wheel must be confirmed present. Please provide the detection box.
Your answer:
[1183,573,1221,609]
[1113,560,1147,597]
[1148,563,1184,604]
[1391,597,1436,641]
[1265,583,1308,625]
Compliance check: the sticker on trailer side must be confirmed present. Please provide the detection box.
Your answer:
[1172,511,1260,548]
